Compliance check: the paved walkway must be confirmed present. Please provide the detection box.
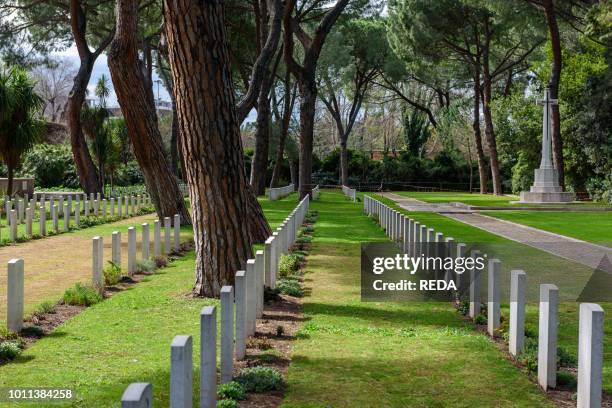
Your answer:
[381,192,612,273]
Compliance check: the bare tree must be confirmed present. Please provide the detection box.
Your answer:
[31,58,76,122]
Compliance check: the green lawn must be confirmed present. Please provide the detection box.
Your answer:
[282,191,551,407]
[395,191,611,208]
[486,211,612,245]
[369,192,612,394]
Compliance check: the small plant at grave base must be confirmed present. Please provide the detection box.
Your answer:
[154,256,168,268]
[33,301,56,317]
[136,259,156,274]
[301,226,314,234]
[518,337,538,374]
[457,299,469,316]
[474,314,486,325]
[217,381,246,401]
[556,371,577,391]
[62,283,103,306]
[104,262,122,285]
[246,337,273,350]
[0,341,21,361]
[30,234,42,240]
[276,325,284,337]
[277,279,303,297]
[216,399,237,408]
[15,236,29,243]
[557,346,577,368]
[296,235,312,244]
[235,366,284,393]
[278,254,300,278]
[20,326,44,338]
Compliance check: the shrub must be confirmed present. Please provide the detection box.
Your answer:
[104,262,122,286]
[276,325,284,337]
[278,255,299,278]
[154,256,168,268]
[557,371,577,390]
[277,279,303,297]
[457,299,469,316]
[557,346,577,368]
[216,399,237,408]
[264,286,281,302]
[217,381,246,401]
[63,283,102,306]
[33,301,56,317]
[296,235,312,244]
[518,337,538,373]
[235,366,284,393]
[136,259,156,273]
[474,314,486,325]
[0,341,21,361]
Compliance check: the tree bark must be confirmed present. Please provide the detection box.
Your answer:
[250,94,270,195]
[65,0,105,195]
[472,69,488,194]
[163,0,270,296]
[270,71,295,188]
[543,0,565,189]
[297,79,316,198]
[482,21,502,195]
[340,138,348,186]
[108,0,190,223]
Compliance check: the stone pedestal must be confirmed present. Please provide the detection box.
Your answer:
[520,167,575,203]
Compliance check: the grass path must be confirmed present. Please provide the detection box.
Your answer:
[282,191,551,407]
[0,213,193,326]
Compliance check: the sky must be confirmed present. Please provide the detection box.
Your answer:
[54,46,172,107]
[54,46,257,122]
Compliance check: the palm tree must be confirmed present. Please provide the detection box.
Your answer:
[81,104,110,192]
[0,67,43,196]
[95,74,110,106]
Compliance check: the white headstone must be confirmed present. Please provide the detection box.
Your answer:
[200,306,217,408]
[7,258,24,333]
[509,270,526,356]
[538,284,558,390]
[577,303,604,408]
[235,270,247,360]
[170,335,193,408]
[220,286,234,384]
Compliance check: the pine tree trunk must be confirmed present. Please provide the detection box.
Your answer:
[472,70,488,194]
[163,0,270,296]
[108,0,191,223]
[482,34,503,195]
[270,72,293,188]
[544,1,565,189]
[66,56,101,194]
[250,91,270,196]
[340,138,349,186]
[297,80,316,198]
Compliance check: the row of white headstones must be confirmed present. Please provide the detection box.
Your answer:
[118,195,310,408]
[5,213,182,334]
[268,183,295,201]
[341,185,356,202]
[2,193,152,241]
[364,195,604,408]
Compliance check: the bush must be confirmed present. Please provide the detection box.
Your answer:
[235,366,284,393]
[216,400,237,408]
[33,301,56,317]
[557,346,577,368]
[104,262,122,286]
[518,337,538,373]
[63,283,103,306]
[277,279,303,297]
[217,381,246,401]
[0,341,21,361]
[557,371,577,390]
[136,259,156,274]
[278,255,299,278]
[154,256,168,268]
[20,326,44,338]
[474,314,486,325]
[19,144,79,188]
[457,299,469,316]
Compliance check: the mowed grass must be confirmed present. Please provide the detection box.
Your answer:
[370,192,612,393]
[486,211,612,245]
[395,191,611,208]
[0,196,295,407]
[282,190,551,407]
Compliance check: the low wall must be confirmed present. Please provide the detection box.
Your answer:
[0,178,34,197]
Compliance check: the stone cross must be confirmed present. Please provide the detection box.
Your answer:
[537,88,558,170]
